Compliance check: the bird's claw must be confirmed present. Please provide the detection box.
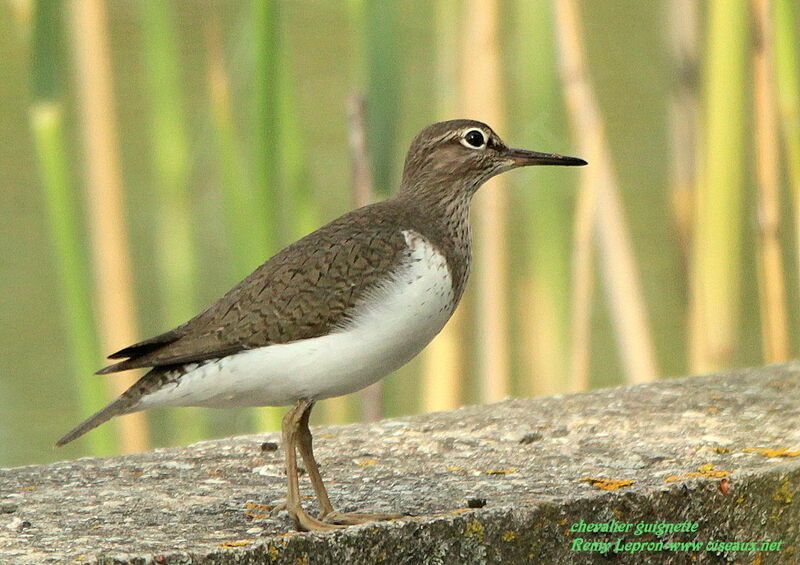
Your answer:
[319,510,403,526]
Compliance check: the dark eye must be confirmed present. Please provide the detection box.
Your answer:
[462,129,486,149]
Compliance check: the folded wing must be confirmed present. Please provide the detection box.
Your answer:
[96,203,409,375]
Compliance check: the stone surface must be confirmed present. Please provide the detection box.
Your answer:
[1,364,799,564]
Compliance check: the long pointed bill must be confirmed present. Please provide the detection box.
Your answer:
[506,147,587,167]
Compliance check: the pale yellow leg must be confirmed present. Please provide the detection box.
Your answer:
[295,401,402,526]
[281,400,342,531]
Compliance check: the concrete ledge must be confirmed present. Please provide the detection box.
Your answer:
[2,364,799,564]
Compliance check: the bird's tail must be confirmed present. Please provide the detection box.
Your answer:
[56,394,137,447]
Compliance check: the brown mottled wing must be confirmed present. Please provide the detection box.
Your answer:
[97,202,410,374]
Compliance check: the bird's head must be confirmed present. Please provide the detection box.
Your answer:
[399,119,586,199]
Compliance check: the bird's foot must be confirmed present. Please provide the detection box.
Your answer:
[290,507,347,531]
[268,501,341,531]
[276,503,403,530]
[320,510,403,526]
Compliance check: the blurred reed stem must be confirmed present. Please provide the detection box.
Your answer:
[67,0,149,452]
[556,0,596,392]
[689,0,749,373]
[251,0,280,258]
[7,0,32,29]
[774,0,800,305]
[752,0,790,363]
[555,0,660,385]
[668,0,699,258]
[462,0,511,403]
[347,96,374,211]
[567,148,596,392]
[31,103,114,456]
[207,23,268,283]
[422,0,463,413]
[139,0,206,444]
[278,63,314,247]
[250,0,285,432]
[362,0,400,198]
[31,0,113,455]
[515,0,572,396]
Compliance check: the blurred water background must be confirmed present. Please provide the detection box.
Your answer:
[2,0,799,466]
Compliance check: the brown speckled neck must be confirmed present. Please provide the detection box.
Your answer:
[390,189,473,305]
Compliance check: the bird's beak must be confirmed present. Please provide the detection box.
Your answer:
[505,147,588,168]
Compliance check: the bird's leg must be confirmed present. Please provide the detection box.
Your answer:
[295,401,402,526]
[294,401,336,517]
[281,399,343,531]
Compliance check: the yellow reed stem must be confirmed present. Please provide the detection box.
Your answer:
[423,0,463,412]
[774,0,800,313]
[66,0,149,452]
[555,0,660,385]
[461,0,510,403]
[567,163,596,392]
[752,0,790,362]
[668,0,700,257]
[206,23,264,280]
[688,0,749,372]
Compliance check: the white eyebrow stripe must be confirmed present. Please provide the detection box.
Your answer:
[430,127,492,147]
[461,127,489,138]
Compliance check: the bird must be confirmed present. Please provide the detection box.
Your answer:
[57,119,586,531]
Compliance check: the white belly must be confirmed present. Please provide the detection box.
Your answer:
[137,230,455,409]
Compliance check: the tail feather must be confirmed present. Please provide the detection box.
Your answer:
[95,358,140,375]
[56,395,137,447]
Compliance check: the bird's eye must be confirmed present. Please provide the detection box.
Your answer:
[461,129,487,150]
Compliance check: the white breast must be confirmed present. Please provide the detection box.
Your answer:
[137,230,455,410]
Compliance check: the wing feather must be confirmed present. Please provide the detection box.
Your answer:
[96,202,409,374]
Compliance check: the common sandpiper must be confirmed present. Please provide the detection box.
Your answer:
[58,119,586,531]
